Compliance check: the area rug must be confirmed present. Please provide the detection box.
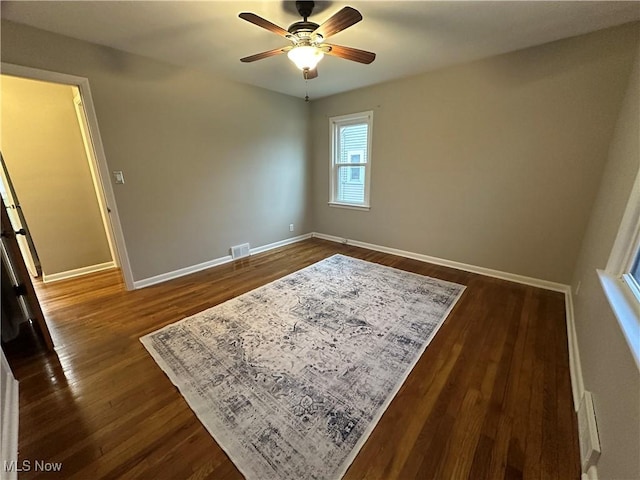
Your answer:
[140,254,465,479]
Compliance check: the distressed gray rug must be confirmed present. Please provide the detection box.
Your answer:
[141,254,465,479]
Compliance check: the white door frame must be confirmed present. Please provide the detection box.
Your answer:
[71,87,119,267]
[1,62,135,290]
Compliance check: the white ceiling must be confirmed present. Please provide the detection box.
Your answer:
[2,1,639,99]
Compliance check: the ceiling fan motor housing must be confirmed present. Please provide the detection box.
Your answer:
[290,1,320,42]
[288,21,320,36]
[288,1,323,70]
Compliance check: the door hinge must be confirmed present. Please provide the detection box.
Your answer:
[13,283,27,297]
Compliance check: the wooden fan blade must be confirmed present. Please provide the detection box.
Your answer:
[314,7,362,39]
[240,47,289,63]
[303,68,318,80]
[326,44,376,64]
[239,12,290,37]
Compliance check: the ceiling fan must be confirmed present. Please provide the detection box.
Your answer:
[239,1,376,80]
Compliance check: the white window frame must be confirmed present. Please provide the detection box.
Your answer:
[621,238,640,304]
[329,111,373,210]
[598,168,640,370]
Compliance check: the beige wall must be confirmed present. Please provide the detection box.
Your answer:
[570,46,640,479]
[0,75,112,275]
[1,20,311,281]
[310,23,639,284]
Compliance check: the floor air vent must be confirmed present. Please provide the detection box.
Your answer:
[231,243,250,260]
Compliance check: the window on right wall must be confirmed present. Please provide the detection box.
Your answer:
[600,169,640,368]
[621,235,640,303]
[329,111,373,209]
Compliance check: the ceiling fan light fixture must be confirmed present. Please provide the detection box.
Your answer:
[287,45,324,70]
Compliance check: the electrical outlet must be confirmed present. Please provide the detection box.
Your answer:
[289,224,294,232]
[113,171,125,184]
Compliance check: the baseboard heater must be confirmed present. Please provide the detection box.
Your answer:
[578,391,601,474]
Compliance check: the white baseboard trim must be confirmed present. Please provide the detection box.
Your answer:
[42,261,116,284]
[250,233,312,256]
[133,234,313,290]
[583,465,599,480]
[1,351,19,480]
[133,255,233,290]
[564,290,586,412]
[312,232,569,292]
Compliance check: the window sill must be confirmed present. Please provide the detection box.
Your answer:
[328,202,370,211]
[597,269,640,370]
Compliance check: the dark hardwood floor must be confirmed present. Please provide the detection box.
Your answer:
[3,238,580,479]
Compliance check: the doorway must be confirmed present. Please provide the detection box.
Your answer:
[0,63,134,290]
[1,74,116,283]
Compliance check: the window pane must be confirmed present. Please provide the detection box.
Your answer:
[631,252,640,285]
[338,124,368,164]
[337,166,365,204]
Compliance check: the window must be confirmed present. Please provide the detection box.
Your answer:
[632,256,640,279]
[599,169,640,369]
[622,251,640,302]
[620,232,640,304]
[607,169,640,305]
[329,111,373,209]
